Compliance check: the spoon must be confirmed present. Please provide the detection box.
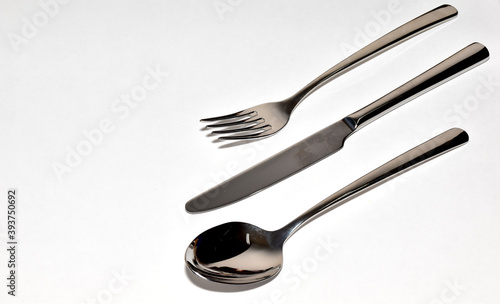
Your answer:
[185,128,469,285]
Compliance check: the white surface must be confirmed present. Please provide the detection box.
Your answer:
[1,0,499,303]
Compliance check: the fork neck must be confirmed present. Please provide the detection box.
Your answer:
[285,55,364,112]
[286,79,332,112]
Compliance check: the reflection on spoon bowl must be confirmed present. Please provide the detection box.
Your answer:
[185,222,283,285]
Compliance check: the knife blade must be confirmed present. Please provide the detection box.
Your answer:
[186,42,489,213]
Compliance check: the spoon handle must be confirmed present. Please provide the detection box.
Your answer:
[280,128,468,240]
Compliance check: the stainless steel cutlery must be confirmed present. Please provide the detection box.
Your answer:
[185,4,490,288]
[187,43,489,213]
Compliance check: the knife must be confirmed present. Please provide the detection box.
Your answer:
[186,42,489,213]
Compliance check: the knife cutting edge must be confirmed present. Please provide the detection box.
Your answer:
[186,42,489,213]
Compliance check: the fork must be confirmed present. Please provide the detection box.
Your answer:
[201,4,457,140]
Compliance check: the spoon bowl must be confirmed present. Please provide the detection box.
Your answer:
[185,222,283,284]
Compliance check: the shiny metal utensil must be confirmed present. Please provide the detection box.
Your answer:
[185,128,469,285]
[186,43,489,213]
[201,5,457,140]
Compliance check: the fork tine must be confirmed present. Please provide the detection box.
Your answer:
[211,121,267,134]
[218,133,268,141]
[200,110,256,122]
[206,117,264,129]
[217,125,272,140]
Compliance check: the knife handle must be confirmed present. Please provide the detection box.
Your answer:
[280,128,469,241]
[344,42,489,130]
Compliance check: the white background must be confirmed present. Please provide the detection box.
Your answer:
[1,0,499,303]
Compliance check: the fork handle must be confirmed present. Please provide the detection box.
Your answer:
[344,42,489,130]
[289,5,457,109]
